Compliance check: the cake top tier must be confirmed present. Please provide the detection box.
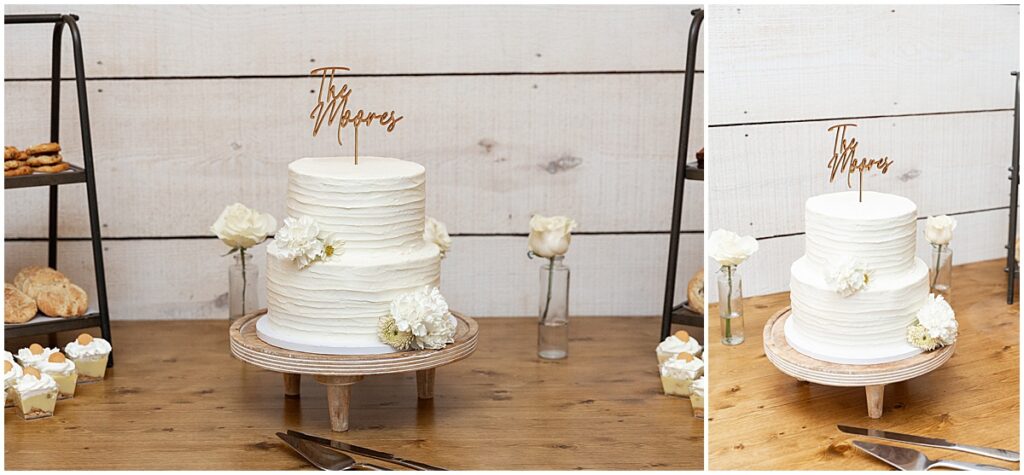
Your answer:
[286,156,427,252]
[806,191,916,222]
[289,156,424,180]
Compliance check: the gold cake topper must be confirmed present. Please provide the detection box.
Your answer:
[826,123,893,202]
[309,66,404,165]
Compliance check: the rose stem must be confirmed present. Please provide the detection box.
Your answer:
[725,265,733,340]
[541,257,555,324]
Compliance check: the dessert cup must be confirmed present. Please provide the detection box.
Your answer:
[14,368,58,420]
[656,330,702,364]
[15,343,56,369]
[689,376,706,418]
[4,359,23,408]
[659,353,704,398]
[65,334,111,383]
[37,352,78,399]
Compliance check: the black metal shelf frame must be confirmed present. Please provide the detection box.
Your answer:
[661,8,704,341]
[1008,71,1020,305]
[4,13,112,366]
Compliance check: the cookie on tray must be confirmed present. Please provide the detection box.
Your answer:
[35,281,88,318]
[5,160,23,170]
[5,165,32,177]
[4,283,37,324]
[4,146,17,160]
[14,266,69,297]
[25,142,60,156]
[26,154,62,166]
[33,162,70,174]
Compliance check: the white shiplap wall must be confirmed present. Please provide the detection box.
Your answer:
[3,5,704,319]
[706,4,1019,299]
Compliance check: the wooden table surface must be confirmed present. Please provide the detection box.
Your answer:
[5,317,702,470]
[708,259,1020,470]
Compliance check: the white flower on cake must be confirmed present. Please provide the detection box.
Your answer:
[825,256,873,297]
[906,294,957,350]
[381,286,457,350]
[424,217,452,258]
[925,215,957,246]
[211,203,277,249]
[527,215,577,258]
[707,229,759,267]
[274,216,345,269]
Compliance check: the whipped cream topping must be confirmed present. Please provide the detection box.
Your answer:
[16,347,56,367]
[64,338,112,360]
[660,356,704,380]
[5,361,23,389]
[690,376,706,398]
[15,372,57,399]
[35,358,76,376]
[4,350,13,362]
[657,334,702,356]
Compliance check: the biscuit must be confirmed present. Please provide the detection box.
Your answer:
[25,142,60,156]
[5,165,32,177]
[35,281,88,318]
[14,266,69,298]
[26,154,62,166]
[5,160,22,170]
[32,162,70,174]
[5,283,38,324]
[15,150,29,160]
[4,146,16,160]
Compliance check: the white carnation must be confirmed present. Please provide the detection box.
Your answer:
[707,229,758,267]
[390,286,457,350]
[275,216,326,269]
[825,256,873,297]
[915,294,957,345]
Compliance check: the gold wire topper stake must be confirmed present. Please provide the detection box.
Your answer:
[826,123,894,202]
[309,66,404,165]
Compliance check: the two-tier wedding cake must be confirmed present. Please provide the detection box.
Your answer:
[257,156,442,354]
[785,191,930,364]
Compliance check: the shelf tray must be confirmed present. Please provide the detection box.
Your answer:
[4,312,103,339]
[4,163,87,189]
[684,163,703,181]
[671,302,704,327]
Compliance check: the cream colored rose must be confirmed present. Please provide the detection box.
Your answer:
[424,217,452,258]
[528,215,578,258]
[925,215,957,246]
[211,203,277,249]
[707,229,759,267]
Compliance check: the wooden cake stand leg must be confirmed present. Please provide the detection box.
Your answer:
[314,375,364,432]
[283,373,301,398]
[417,369,435,399]
[865,384,885,419]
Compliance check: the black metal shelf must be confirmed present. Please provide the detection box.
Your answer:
[671,303,704,328]
[5,13,112,366]
[661,8,704,342]
[4,164,87,189]
[1007,71,1020,304]
[5,313,102,339]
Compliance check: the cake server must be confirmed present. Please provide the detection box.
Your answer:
[277,432,390,471]
[839,425,1020,462]
[853,441,1011,471]
[287,429,447,471]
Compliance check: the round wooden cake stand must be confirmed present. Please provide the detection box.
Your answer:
[229,309,478,432]
[763,307,955,419]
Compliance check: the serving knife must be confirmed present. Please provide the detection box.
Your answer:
[277,432,390,470]
[853,441,1011,471]
[838,425,1019,462]
[287,429,447,471]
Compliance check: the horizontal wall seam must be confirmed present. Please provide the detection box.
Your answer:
[4,230,706,241]
[708,108,1013,128]
[4,70,703,82]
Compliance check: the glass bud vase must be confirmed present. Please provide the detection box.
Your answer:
[929,243,952,301]
[538,256,570,360]
[718,265,745,346]
[229,250,259,322]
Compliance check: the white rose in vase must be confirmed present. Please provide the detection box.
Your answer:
[424,217,452,258]
[211,203,277,249]
[707,229,759,267]
[528,215,578,258]
[925,215,957,246]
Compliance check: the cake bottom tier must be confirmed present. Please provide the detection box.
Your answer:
[787,256,928,365]
[265,241,441,351]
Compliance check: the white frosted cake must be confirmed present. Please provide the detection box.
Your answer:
[785,191,928,364]
[259,157,442,354]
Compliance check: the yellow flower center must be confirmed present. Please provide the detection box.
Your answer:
[324,245,334,257]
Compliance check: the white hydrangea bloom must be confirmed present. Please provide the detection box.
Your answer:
[825,256,873,297]
[389,286,457,350]
[275,216,326,269]
[915,294,957,345]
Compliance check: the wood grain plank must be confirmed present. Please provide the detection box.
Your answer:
[707,208,1010,300]
[707,4,1019,125]
[4,233,704,319]
[708,259,1018,470]
[4,316,702,469]
[4,74,703,237]
[3,5,703,78]
[708,111,1013,239]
